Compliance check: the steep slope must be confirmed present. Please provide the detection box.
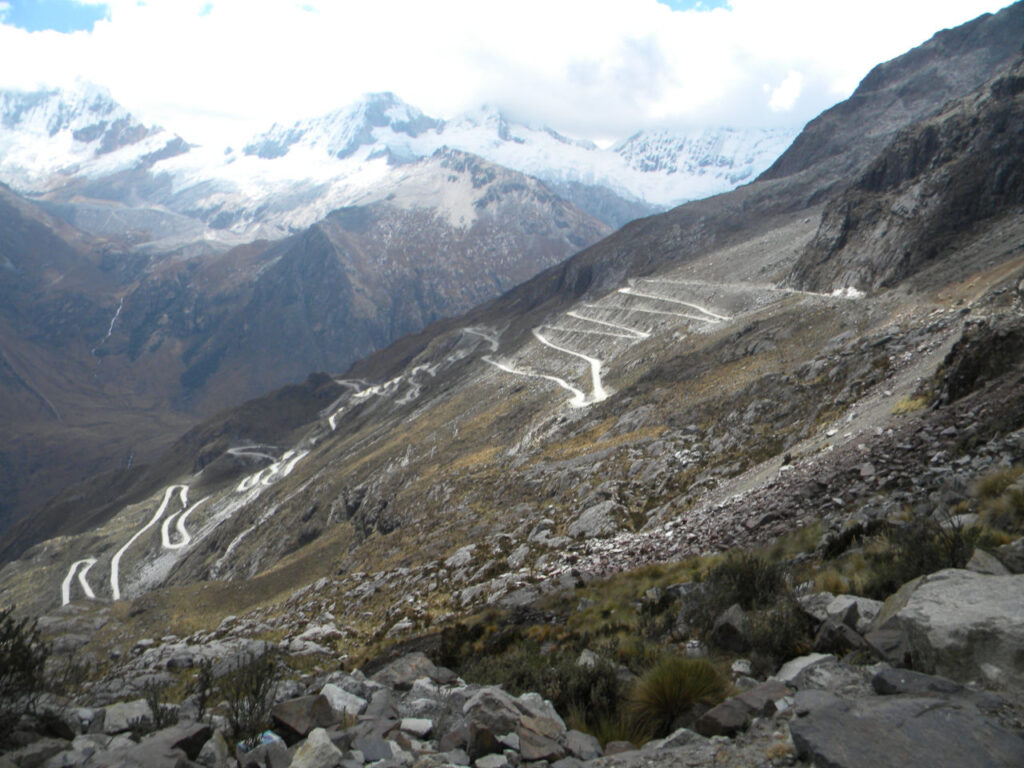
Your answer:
[787,56,1024,291]
[0,183,194,531]
[0,151,608,532]
[4,3,1023,632]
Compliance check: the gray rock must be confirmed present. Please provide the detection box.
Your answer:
[733,680,791,716]
[475,755,510,768]
[994,537,1024,573]
[196,729,231,767]
[789,690,1024,768]
[351,736,397,763]
[967,549,1011,576]
[4,739,69,768]
[237,740,290,768]
[143,722,213,760]
[371,653,439,691]
[564,730,602,760]
[871,569,1024,683]
[797,592,837,624]
[773,653,834,685]
[462,688,523,736]
[103,699,153,734]
[814,619,869,655]
[826,594,883,634]
[871,667,964,697]
[603,741,636,756]
[709,604,750,653]
[291,727,345,768]
[694,698,748,737]
[320,684,367,717]
[567,501,626,539]
[517,714,566,762]
[271,694,336,738]
[443,749,471,766]
[400,718,433,739]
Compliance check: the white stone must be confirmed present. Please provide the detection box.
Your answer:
[291,728,344,768]
[400,717,433,738]
[320,683,367,716]
[772,653,835,685]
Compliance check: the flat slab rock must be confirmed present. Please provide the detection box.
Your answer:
[789,690,1024,768]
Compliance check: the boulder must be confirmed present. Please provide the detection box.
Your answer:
[994,538,1024,573]
[814,619,869,655]
[709,604,750,653]
[825,594,883,634]
[475,755,510,768]
[270,695,336,740]
[462,688,524,735]
[871,667,964,697]
[567,501,627,539]
[789,690,1024,768]
[564,730,602,760]
[773,653,834,685]
[143,722,213,760]
[290,728,344,768]
[967,549,1011,576]
[320,684,367,717]
[196,729,231,767]
[371,652,439,691]
[237,739,290,768]
[869,569,1024,683]
[102,700,153,734]
[694,698,749,737]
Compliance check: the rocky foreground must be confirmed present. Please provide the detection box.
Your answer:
[6,552,1024,768]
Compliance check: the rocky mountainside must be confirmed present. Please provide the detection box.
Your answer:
[0,148,609,535]
[2,5,1024,767]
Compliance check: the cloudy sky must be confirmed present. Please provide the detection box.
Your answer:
[0,0,1015,147]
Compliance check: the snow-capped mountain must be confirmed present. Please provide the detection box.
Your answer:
[0,82,188,192]
[228,93,799,215]
[0,86,799,243]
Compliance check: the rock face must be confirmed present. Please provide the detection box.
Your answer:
[787,53,1024,292]
[870,569,1024,684]
[790,690,1024,768]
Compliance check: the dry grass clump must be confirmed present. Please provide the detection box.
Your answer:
[628,656,727,740]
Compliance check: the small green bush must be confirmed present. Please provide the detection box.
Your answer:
[219,648,280,749]
[628,656,726,740]
[0,607,49,741]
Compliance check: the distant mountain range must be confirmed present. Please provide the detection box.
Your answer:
[0,86,798,238]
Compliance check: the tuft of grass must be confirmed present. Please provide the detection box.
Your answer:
[975,466,1024,533]
[628,657,727,741]
[891,395,929,414]
[813,568,848,595]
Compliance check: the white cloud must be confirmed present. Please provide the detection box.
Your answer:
[768,70,804,112]
[0,0,1014,147]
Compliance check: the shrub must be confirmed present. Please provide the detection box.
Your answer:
[747,597,814,674]
[0,607,49,740]
[628,656,726,740]
[683,553,784,634]
[142,679,178,732]
[219,648,280,749]
[192,658,215,723]
[462,640,624,728]
[862,516,979,599]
